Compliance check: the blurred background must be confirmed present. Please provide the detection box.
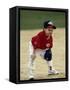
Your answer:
[20,10,65,30]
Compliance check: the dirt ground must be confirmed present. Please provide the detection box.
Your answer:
[20,28,65,80]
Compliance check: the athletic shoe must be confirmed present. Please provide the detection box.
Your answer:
[48,69,59,75]
[29,78,34,80]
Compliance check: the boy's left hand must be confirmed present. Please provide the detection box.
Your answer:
[46,43,50,48]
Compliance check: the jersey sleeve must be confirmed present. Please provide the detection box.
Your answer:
[31,33,40,49]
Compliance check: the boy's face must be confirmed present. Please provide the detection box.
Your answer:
[44,26,53,36]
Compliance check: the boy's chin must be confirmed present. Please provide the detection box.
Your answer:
[45,33,52,36]
[47,33,52,36]
[49,33,52,35]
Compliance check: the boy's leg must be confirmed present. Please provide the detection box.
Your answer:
[47,60,59,75]
[47,60,53,70]
[28,41,36,79]
[40,49,53,69]
[45,50,59,74]
[40,49,58,74]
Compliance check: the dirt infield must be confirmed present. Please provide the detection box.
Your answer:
[20,28,65,80]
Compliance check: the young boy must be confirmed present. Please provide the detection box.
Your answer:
[28,20,59,80]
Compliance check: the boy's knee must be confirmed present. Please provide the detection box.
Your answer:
[31,55,36,60]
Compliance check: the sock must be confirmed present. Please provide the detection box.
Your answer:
[47,60,53,70]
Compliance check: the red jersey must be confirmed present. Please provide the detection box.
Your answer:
[31,31,53,49]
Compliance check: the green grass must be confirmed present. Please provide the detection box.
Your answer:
[20,10,65,30]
